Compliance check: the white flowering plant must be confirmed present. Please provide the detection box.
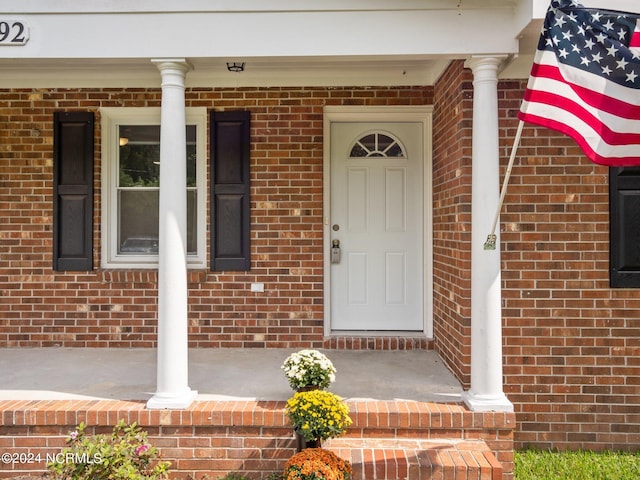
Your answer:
[281,349,337,390]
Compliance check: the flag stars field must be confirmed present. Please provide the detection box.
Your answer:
[544,2,640,87]
[518,0,640,166]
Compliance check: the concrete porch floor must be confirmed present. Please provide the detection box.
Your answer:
[0,348,463,403]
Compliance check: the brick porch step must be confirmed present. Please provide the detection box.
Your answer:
[0,399,514,479]
[326,437,503,480]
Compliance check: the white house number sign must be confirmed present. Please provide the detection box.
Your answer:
[0,20,29,45]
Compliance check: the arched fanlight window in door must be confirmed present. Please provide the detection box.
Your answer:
[349,131,406,158]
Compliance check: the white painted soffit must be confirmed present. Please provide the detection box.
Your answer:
[2,0,521,14]
[1,0,529,88]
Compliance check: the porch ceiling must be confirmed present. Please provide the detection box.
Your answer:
[0,56,458,89]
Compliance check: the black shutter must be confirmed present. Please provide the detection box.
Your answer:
[610,167,640,287]
[210,110,251,271]
[53,112,94,271]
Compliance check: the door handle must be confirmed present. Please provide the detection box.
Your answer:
[331,239,341,264]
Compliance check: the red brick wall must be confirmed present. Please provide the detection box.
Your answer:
[432,61,473,387]
[497,80,640,451]
[0,86,433,349]
[2,75,639,452]
[430,62,640,451]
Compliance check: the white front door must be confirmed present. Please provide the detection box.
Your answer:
[329,121,424,331]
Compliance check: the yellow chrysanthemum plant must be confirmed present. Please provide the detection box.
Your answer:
[285,390,353,443]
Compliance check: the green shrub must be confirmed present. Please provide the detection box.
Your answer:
[47,419,170,480]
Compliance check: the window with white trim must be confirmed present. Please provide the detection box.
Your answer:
[101,107,207,268]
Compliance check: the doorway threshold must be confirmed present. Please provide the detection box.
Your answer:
[324,333,432,350]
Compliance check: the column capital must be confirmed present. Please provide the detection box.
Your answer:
[464,55,509,77]
[151,59,193,87]
[151,58,193,72]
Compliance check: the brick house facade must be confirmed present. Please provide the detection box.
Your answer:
[1,0,639,458]
[2,60,639,450]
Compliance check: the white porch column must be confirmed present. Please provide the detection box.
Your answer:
[147,59,197,409]
[463,56,513,412]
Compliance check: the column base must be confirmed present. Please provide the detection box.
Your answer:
[146,388,198,410]
[462,390,513,412]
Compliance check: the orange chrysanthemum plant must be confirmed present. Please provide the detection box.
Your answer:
[284,448,353,480]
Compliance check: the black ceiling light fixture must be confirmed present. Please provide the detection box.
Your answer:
[226,62,245,73]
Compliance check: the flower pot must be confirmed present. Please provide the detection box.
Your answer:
[296,385,320,392]
[295,430,321,451]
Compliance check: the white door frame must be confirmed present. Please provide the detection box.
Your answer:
[323,105,434,337]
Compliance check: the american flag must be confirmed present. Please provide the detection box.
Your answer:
[518,0,640,166]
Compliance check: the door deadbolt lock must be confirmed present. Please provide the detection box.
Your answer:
[331,239,341,264]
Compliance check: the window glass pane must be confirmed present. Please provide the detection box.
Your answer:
[377,134,394,151]
[118,190,159,254]
[119,125,160,187]
[119,125,196,187]
[350,143,368,158]
[187,190,197,254]
[116,124,198,257]
[187,125,197,187]
[386,143,404,157]
[360,134,376,152]
[117,191,197,255]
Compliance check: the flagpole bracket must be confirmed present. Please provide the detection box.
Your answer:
[484,234,497,250]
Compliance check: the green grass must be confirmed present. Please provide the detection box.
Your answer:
[515,450,640,480]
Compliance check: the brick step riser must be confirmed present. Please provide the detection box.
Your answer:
[328,439,503,480]
[0,428,498,479]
